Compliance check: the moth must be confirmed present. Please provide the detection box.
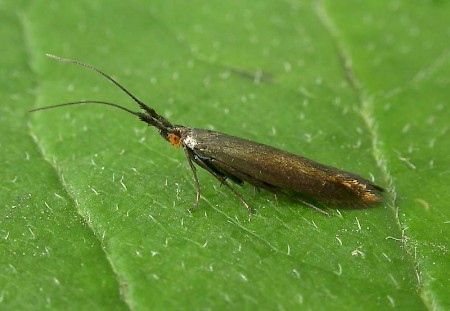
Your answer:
[31,54,384,215]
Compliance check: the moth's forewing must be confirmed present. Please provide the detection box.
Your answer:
[186,128,383,208]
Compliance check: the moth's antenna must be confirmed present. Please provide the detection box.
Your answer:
[30,100,139,115]
[46,54,173,128]
[30,100,164,129]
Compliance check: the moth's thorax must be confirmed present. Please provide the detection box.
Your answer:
[181,133,198,149]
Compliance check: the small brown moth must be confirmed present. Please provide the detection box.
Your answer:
[31,54,384,215]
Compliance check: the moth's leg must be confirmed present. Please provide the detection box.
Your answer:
[210,158,329,216]
[193,156,253,213]
[288,196,329,216]
[183,148,201,212]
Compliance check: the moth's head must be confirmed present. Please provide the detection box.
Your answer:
[159,127,185,148]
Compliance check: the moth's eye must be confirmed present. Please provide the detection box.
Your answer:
[168,134,182,148]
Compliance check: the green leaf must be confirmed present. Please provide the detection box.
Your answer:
[1,0,448,310]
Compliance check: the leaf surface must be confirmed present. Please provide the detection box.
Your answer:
[1,1,448,310]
